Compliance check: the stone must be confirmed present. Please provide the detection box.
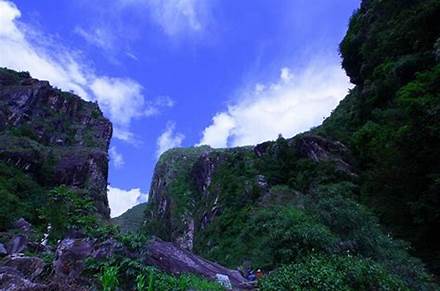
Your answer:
[53,238,93,281]
[1,256,45,280]
[14,218,32,233]
[7,235,27,255]
[0,266,49,291]
[0,68,113,218]
[92,238,125,260]
[215,274,232,289]
[0,243,7,256]
[142,237,252,289]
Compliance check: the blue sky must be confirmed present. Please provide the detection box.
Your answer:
[0,0,359,216]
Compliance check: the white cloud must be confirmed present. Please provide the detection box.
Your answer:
[156,122,185,157]
[107,186,146,217]
[198,113,235,148]
[199,57,352,147]
[74,26,115,51]
[0,0,169,143]
[116,0,209,37]
[147,0,203,36]
[109,146,125,168]
[90,77,145,127]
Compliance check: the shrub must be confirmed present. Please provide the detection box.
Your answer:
[259,254,407,291]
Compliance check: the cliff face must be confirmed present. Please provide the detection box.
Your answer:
[0,68,112,219]
[143,0,440,286]
[145,134,356,252]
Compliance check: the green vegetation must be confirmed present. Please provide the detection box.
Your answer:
[42,185,101,241]
[147,134,435,289]
[259,255,407,291]
[86,246,224,291]
[100,266,119,291]
[112,203,148,233]
[317,0,440,273]
[0,161,45,230]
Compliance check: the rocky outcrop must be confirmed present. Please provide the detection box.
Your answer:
[145,134,355,253]
[1,233,252,290]
[143,237,252,289]
[0,68,112,217]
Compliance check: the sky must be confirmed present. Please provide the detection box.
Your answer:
[0,0,360,217]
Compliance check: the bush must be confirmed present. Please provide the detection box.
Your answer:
[259,254,407,291]
[196,206,337,269]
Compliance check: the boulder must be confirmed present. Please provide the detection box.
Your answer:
[1,256,45,280]
[7,235,27,255]
[14,218,32,234]
[53,238,93,282]
[142,237,253,289]
[0,266,49,291]
[0,243,7,256]
[91,238,126,260]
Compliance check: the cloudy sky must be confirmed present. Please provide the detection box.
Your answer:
[0,0,359,217]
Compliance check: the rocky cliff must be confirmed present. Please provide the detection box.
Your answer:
[143,0,440,287]
[0,67,112,221]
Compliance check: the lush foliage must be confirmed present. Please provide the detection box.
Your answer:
[100,266,119,291]
[0,162,45,230]
[259,254,407,291]
[88,256,224,291]
[318,0,440,273]
[42,185,99,241]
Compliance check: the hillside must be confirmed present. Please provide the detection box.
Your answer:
[0,0,439,289]
[112,202,148,233]
[143,0,440,288]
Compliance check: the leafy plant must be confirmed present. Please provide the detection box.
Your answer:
[100,265,119,291]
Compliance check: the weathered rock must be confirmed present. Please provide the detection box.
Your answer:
[53,238,93,282]
[216,273,232,289]
[14,218,32,234]
[1,256,45,280]
[0,243,7,256]
[142,238,252,289]
[91,238,127,260]
[0,267,50,291]
[0,68,112,217]
[292,134,355,175]
[7,235,27,255]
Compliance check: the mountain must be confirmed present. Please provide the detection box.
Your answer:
[112,202,148,233]
[143,0,440,288]
[317,0,440,273]
[0,67,112,229]
[0,69,229,290]
[1,0,439,289]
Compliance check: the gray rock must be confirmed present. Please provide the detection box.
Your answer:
[14,218,32,233]
[0,68,113,218]
[215,274,232,289]
[143,237,253,289]
[1,256,45,280]
[92,238,125,260]
[7,235,27,255]
[0,243,7,256]
[53,238,93,282]
[0,266,49,291]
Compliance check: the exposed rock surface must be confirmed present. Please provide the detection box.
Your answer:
[143,237,252,289]
[0,68,112,217]
[1,234,252,290]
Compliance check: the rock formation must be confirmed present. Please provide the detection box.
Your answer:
[0,68,112,217]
